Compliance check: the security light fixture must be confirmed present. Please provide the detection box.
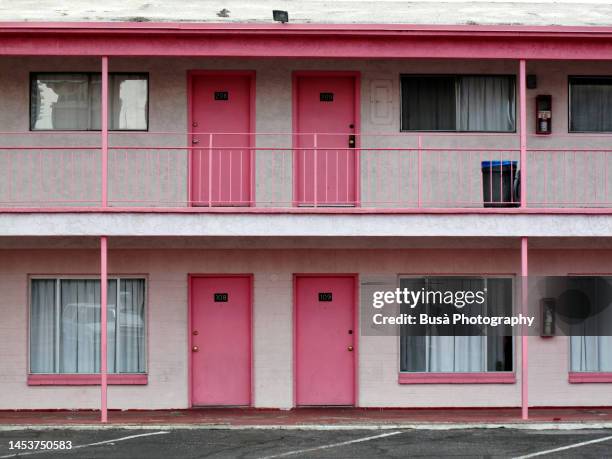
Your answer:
[273,10,289,24]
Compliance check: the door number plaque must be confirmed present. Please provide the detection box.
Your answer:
[318,292,333,302]
[214,91,229,101]
[319,92,334,102]
[214,293,229,302]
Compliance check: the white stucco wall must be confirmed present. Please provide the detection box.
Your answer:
[2,247,612,410]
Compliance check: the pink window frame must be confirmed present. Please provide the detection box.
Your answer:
[397,273,517,384]
[26,274,149,386]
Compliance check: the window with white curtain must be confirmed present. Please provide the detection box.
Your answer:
[29,278,146,374]
[569,276,612,372]
[400,75,516,132]
[400,277,514,373]
[30,73,148,131]
[569,77,612,132]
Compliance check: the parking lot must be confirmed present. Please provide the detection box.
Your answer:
[1,428,611,458]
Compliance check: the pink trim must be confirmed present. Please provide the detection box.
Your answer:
[101,57,108,207]
[8,207,612,215]
[569,373,612,383]
[521,236,529,420]
[187,274,254,408]
[399,373,516,384]
[4,25,612,59]
[292,274,358,407]
[28,374,147,386]
[100,236,108,423]
[291,71,361,207]
[519,60,527,208]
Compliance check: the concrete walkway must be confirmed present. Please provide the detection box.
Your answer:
[1,408,612,430]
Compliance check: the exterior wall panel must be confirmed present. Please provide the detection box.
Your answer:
[2,247,612,410]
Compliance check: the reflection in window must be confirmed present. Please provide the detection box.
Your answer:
[399,276,514,373]
[30,73,148,131]
[30,278,146,374]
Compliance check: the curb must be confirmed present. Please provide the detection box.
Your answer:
[1,422,612,431]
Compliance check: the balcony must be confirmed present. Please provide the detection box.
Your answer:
[0,132,611,213]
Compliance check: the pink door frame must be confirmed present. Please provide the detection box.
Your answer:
[187,70,257,206]
[292,273,359,407]
[187,274,254,407]
[291,71,361,207]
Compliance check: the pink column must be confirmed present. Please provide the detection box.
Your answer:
[519,59,527,207]
[521,236,529,420]
[100,55,109,423]
[100,235,108,423]
[101,56,109,207]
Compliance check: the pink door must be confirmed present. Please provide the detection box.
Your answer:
[190,73,253,206]
[191,276,251,406]
[295,74,358,206]
[295,276,355,406]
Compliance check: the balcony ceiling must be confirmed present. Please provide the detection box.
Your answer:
[1,0,612,27]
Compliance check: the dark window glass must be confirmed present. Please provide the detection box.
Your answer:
[401,75,516,132]
[569,77,612,132]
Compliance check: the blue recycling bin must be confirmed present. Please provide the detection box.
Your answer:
[481,160,519,207]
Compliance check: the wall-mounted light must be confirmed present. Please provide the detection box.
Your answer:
[273,10,289,23]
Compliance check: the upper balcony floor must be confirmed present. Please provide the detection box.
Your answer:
[3,55,612,214]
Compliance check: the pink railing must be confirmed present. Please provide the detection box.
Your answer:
[0,132,611,210]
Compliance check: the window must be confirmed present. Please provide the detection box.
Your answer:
[569,276,612,372]
[399,277,513,373]
[569,77,612,132]
[30,278,146,374]
[400,75,516,132]
[30,73,148,130]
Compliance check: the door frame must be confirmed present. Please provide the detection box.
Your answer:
[292,273,359,407]
[187,70,257,207]
[187,273,254,407]
[291,71,361,208]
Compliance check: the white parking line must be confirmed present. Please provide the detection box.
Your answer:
[257,430,404,459]
[0,431,169,458]
[513,434,612,458]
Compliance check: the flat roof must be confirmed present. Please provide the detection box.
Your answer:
[1,0,612,27]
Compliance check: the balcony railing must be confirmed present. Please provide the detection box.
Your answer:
[0,132,611,211]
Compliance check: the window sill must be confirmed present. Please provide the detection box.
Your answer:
[398,372,516,384]
[28,374,148,386]
[569,372,612,384]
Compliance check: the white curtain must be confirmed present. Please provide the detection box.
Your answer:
[30,279,145,374]
[458,76,516,132]
[571,336,612,372]
[31,74,99,130]
[30,280,56,373]
[110,75,148,130]
[400,277,513,373]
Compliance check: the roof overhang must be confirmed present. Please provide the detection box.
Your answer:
[1,22,612,59]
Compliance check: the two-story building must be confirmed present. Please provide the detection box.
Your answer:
[1,1,612,421]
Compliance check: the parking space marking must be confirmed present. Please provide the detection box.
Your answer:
[0,431,169,458]
[257,430,404,459]
[513,434,612,458]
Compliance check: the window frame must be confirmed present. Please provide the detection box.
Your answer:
[29,71,150,132]
[568,75,612,134]
[397,274,516,384]
[566,273,612,383]
[399,73,517,133]
[27,275,148,386]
